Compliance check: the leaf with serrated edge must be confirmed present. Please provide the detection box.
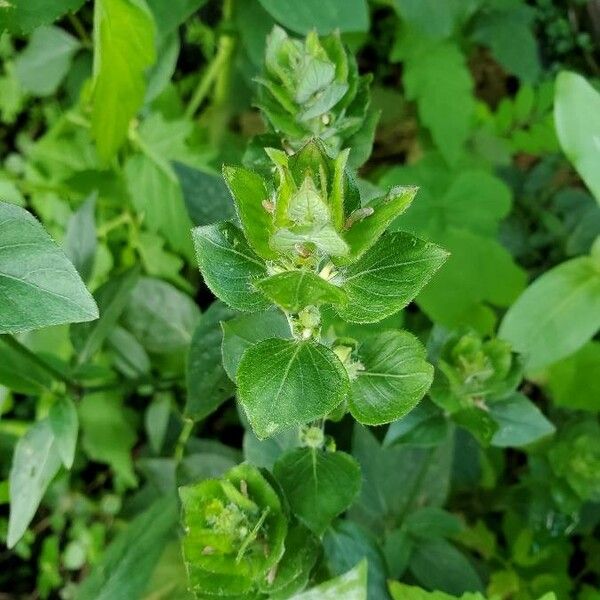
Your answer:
[350,330,433,425]
[223,164,277,259]
[237,338,349,439]
[192,221,270,312]
[336,231,448,324]
[337,185,417,265]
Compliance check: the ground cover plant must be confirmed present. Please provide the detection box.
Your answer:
[0,0,599,598]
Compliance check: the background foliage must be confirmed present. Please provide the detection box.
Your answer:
[0,0,599,598]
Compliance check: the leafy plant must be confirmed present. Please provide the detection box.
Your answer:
[1,1,600,599]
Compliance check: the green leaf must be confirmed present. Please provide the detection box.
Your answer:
[122,277,200,354]
[192,221,271,312]
[49,397,78,469]
[71,268,139,365]
[8,420,62,548]
[391,0,466,39]
[546,342,600,412]
[125,117,194,259]
[555,71,600,204]
[389,581,487,600]
[256,270,347,313]
[338,186,417,265]
[145,392,171,454]
[290,559,367,600]
[323,522,388,600]
[274,448,361,535]
[499,256,600,371]
[91,0,156,161]
[243,428,300,469]
[172,161,236,226]
[0,0,85,34]
[350,330,433,426]
[417,228,526,331]
[237,338,349,439]
[409,538,484,596]
[64,193,97,283]
[223,164,276,260]
[79,392,137,488]
[336,232,448,324]
[384,399,449,448]
[489,393,555,448]
[125,154,194,259]
[471,4,540,82]
[107,325,151,378]
[390,168,512,239]
[0,202,98,334]
[397,35,474,165]
[14,25,79,96]
[222,309,291,381]
[258,0,369,34]
[145,0,208,38]
[76,497,178,600]
[350,426,453,533]
[186,301,238,420]
[0,337,53,394]
[404,507,462,540]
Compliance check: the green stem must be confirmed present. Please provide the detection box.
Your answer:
[175,417,194,462]
[2,335,76,390]
[68,13,92,48]
[184,0,235,120]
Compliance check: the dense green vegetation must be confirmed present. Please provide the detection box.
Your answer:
[0,0,599,598]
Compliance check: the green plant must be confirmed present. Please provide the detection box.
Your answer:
[1,1,600,599]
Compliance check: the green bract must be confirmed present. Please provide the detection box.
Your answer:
[180,463,288,598]
[549,420,600,503]
[430,331,526,445]
[257,26,374,160]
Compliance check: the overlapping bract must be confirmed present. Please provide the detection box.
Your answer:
[256,26,373,157]
[180,464,287,597]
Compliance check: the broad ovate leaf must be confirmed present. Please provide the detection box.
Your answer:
[337,231,448,323]
[8,420,62,548]
[274,448,361,534]
[91,0,156,161]
[237,338,349,439]
[555,71,600,204]
[256,270,347,312]
[192,221,270,312]
[499,256,600,371]
[489,393,555,448]
[258,0,369,35]
[221,309,292,381]
[0,202,98,334]
[350,330,433,426]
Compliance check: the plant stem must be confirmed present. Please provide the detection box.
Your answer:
[175,417,194,462]
[68,13,92,48]
[2,335,76,390]
[184,0,235,120]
